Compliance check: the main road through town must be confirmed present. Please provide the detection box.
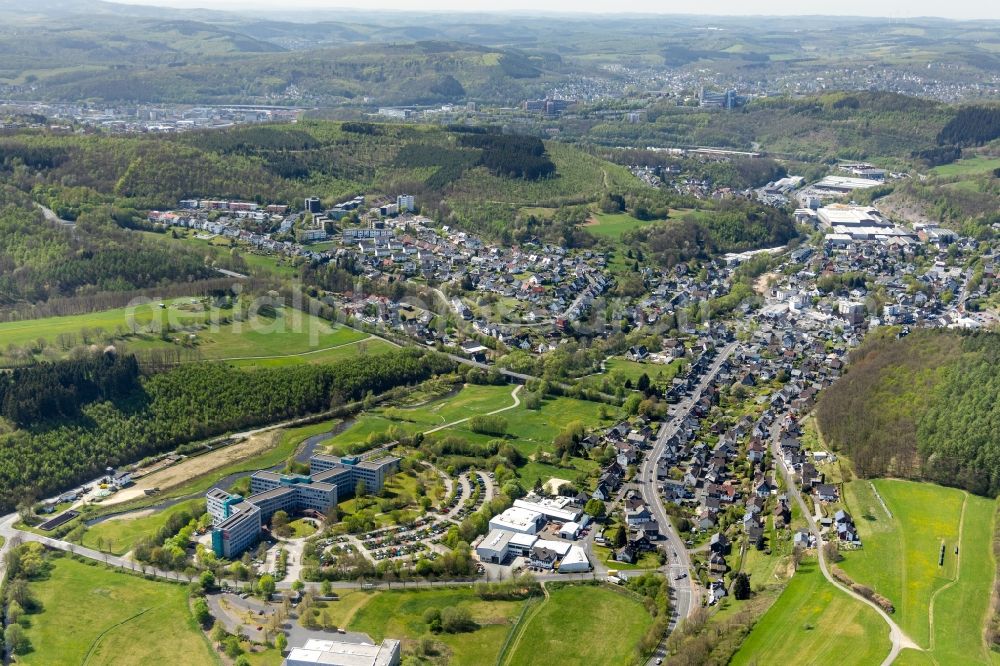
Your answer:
[639,341,738,664]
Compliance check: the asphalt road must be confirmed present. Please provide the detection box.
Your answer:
[638,342,738,664]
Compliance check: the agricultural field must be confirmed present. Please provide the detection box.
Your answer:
[841,479,998,662]
[0,296,373,368]
[730,559,890,666]
[17,556,215,666]
[504,584,652,666]
[348,587,525,664]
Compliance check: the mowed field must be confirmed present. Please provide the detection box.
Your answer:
[19,556,215,666]
[0,297,374,367]
[340,584,651,665]
[841,479,998,663]
[505,585,652,666]
[730,559,890,666]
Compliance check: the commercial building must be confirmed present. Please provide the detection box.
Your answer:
[811,176,883,193]
[488,506,545,535]
[816,205,891,229]
[208,453,399,558]
[514,497,584,524]
[304,197,323,214]
[558,545,591,573]
[283,638,401,666]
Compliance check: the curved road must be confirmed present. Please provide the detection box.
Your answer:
[769,423,919,664]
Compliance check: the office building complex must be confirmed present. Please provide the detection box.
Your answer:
[208,453,399,558]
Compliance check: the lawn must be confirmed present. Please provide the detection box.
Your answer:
[584,212,660,239]
[730,559,890,666]
[18,556,215,666]
[842,479,998,662]
[82,498,206,555]
[505,584,652,666]
[581,357,687,391]
[592,544,661,570]
[326,388,614,463]
[348,587,525,664]
[287,518,318,538]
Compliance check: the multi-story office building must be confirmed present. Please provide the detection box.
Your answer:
[208,453,399,558]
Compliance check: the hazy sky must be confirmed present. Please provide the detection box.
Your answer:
[118,0,1000,21]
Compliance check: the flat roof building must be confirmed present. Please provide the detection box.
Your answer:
[488,506,544,535]
[514,497,582,524]
[817,205,891,229]
[284,638,401,666]
[558,545,591,573]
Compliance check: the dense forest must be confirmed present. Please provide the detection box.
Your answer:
[0,186,214,305]
[0,348,455,512]
[0,352,140,426]
[816,328,1000,496]
[936,105,1000,146]
[457,133,556,181]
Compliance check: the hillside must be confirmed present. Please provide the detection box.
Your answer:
[0,121,644,237]
[577,91,956,164]
[816,328,1000,495]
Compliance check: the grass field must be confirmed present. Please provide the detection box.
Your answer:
[730,559,890,666]
[326,386,614,464]
[82,498,206,555]
[931,156,1000,177]
[841,479,998,661]
[581,357,687,391]
[226,336,394,369]
[348,587,525,664]
[505,584,651,666]
[584,212,660,239]
[0,297,373,368]
[18,556,215,666]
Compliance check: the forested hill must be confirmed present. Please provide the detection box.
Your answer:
[0,186,214,307]
[0,121,641,242]
[816,328,1000,496]
[0,348,454,513]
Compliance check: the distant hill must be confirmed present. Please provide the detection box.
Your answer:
[816,328,1000,496]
